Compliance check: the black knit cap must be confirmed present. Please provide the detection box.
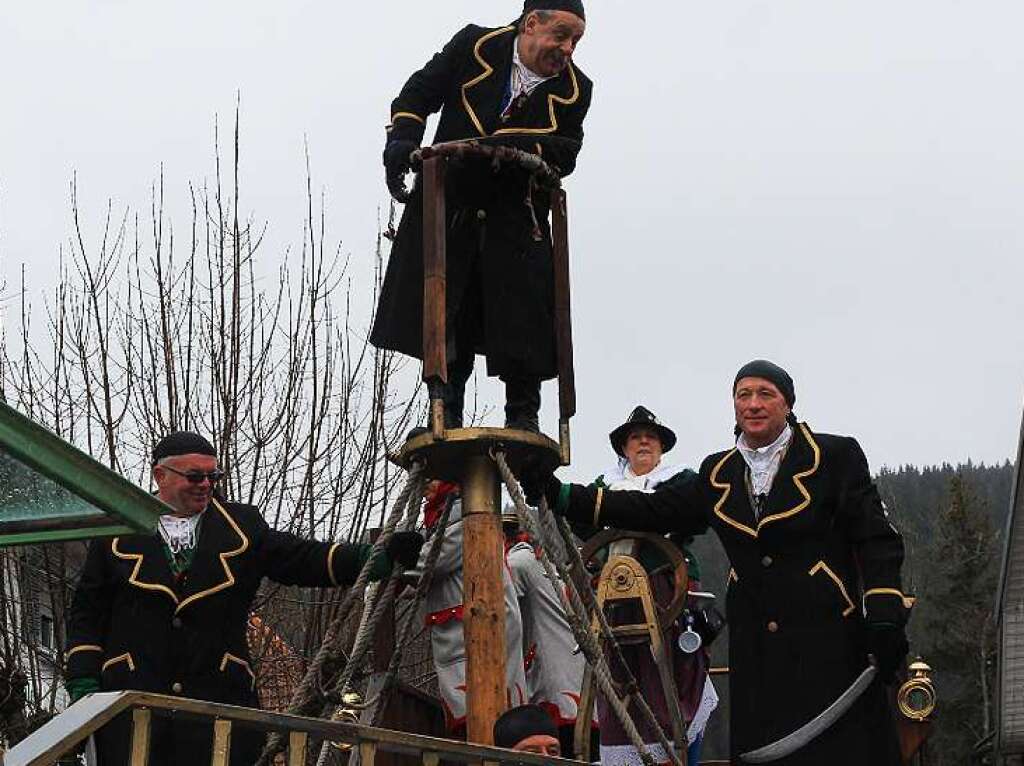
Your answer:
[733,360,796,408]
[523,0,585,21]
[152,431,217,466]
[493,704,559,750]
[609,405,677,457]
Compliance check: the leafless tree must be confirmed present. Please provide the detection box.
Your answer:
[0,106,424,745]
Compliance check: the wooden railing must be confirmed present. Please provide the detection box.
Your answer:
[5,691,586,766]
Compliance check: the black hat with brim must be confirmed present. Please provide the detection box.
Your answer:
[493,704,559,750]
[152,431,217,466]
[522,0,585,21]
[609,406,677,457]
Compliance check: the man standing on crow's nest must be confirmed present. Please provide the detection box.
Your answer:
[371,1,592,433]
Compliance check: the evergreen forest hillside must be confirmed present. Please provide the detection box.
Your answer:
[690,460,1014,765]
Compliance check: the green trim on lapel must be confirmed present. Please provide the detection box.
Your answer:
[174,498,249,615]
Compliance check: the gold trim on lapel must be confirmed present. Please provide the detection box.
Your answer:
[112,538,180,605]
[809,561,856,617]
[755,423,821,533]
[175,499,249,615]
[101,652,136,673]
[492,63,581,136]
[461,26,516,137]
[220,652,256,689]
[710,449,756,538]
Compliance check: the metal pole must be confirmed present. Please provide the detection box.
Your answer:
[459,454,507,745]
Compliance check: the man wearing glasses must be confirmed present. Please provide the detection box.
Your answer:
[65,431,423,765]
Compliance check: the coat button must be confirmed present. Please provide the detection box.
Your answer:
[476,209,487,220]
[172,617,183,629]
[767,620,779,633]
[171,682,183,694]
[761,555,774,567]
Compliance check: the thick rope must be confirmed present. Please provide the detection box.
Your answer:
[531,482,685,763]
[366,499,455,727]
[550,512,687,765]
[493,452,683,766]
[257,464,426,766]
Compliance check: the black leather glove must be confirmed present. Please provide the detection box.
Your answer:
[383,139,419,202]
[865,623,909,684]
[386,530,425,570]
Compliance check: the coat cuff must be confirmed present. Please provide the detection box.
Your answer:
[386,114,426,145]
[328,543,365,587]
[66,644,104,678]
[863,588,914,626]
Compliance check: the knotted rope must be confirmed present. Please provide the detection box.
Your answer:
[257,464,426,766]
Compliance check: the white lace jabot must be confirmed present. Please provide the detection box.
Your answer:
[736,424,793,500]
[158,512,202,554]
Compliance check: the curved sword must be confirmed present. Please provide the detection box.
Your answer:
[740,664,878,763]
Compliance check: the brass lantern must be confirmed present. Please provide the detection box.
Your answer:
[897,659,936,721]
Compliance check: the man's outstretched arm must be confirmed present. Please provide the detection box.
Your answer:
[538,469,710,538]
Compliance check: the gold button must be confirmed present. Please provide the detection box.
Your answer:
[761,555,773,567]
[172,617,183,629]
[171,682,183,694]
[767,621,779,633]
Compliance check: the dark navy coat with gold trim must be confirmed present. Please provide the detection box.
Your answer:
[66,499,362,765]
[560,423,909,765]
[370,23,593,378]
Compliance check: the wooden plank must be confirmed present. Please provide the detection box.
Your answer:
[210,719,232,766]
[288,730,309,766]
[422,155,448,385]
[6,690,589,766]
[360,741,378,766]
[550,188,576,423]
[460,455,507,746]
[129,707,151,766]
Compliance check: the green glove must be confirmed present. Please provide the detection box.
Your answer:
[356,544,393,583]
[68,676,100,703]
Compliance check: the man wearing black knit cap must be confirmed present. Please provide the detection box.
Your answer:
[529,362,911,765]
[66,431,423,765]
[371,1,592,433]
[493,704,562,756]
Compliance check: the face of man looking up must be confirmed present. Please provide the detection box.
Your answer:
[733,377,791,448]
[622,426,663,477]
[518,10,586,77]
[153,453,220,517]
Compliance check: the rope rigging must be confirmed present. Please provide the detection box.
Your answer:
[260,452,686,766]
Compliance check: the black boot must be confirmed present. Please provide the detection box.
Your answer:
[427,356,473,429]
[503,376,541,433]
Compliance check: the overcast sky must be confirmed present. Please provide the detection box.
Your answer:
[2,1,1023,482]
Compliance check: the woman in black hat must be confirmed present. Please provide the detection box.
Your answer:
[583,406,718,766]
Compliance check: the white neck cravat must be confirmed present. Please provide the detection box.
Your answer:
[736,424,793,504]
[505,38,556,117]
[158,512,202,554]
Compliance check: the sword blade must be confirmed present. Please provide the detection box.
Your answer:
[740,665,878,763]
